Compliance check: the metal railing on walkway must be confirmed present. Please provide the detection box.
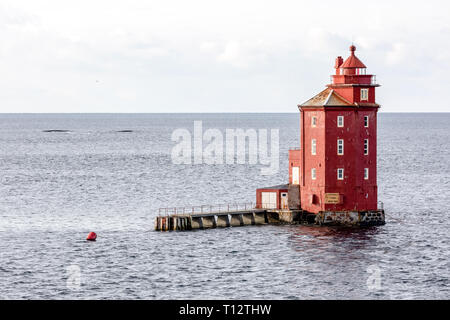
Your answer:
[158,202,257,216]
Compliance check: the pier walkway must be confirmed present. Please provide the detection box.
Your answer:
[155,202,270,231]
[155,202,302,231]
[154,202,385,231]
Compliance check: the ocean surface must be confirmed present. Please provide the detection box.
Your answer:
[0,113,448,299]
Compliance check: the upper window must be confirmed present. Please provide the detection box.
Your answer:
[311,139,317,155]
[337,139,344,155]
[311,116,317,127]
[337,168,344,180]
[311,168,316,180]
[364,116,369,127]
[364,168,369,180]
[361,89,369,101]
[337,116,344,127]
[364,139,369,155]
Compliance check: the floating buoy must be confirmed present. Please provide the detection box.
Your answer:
[86,232,97,241]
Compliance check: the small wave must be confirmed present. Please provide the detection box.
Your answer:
[116,130,133,133]
[42,130,71,133]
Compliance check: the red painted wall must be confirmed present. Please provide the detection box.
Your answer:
[299,107,378,213]
[299,108,326,214]
[323,108,378,211]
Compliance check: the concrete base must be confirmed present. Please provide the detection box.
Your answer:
[266,211,280,224]
[191,216,202,229]
[174,217,190,230]
[201,216,216,229]
[278,210,299,223]
[216,215,230,227]
[359,210,386,226]
[253,212,267,224]
[267,210,302,224]
[242,213,255,225]
[155,209,386,231]
[230,214,243,227]
[314,210,385,226]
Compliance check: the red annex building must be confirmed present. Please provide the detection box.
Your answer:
[257,45,384,225]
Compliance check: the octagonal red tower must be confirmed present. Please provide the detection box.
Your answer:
[292,45,380,214]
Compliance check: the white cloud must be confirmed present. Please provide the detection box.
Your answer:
[216,41,268,68]
[217,41,243,66]
[0,0,449,112]
[200,41,218,53]
[386,43,407,66]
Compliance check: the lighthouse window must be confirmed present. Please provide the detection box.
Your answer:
[337,168,344,180]
[311,116,317,127]
[311,139,317,155]
[364,116,369,127]
[361,89,369,101]
[311,168,316,180]
[337,116,344,127]
[337,139,344,155]
[364,168,369,180]
[364,139,369,155]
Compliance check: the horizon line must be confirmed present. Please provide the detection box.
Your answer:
[0,111,448,114]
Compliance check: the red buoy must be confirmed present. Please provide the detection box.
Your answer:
[86,232,97,241]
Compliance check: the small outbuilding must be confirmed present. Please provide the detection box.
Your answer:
[256,184,289,210]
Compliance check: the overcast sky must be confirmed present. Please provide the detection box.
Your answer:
[0,0,448,113]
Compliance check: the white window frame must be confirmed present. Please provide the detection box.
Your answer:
[311,168,316,180]
[364,168,369,180]
[364,139,369,155]
[311,139,316,155]
[364,116,369,128]
[311,116,317,127]
[361,88,369,101]
[337,116,344,127]
[337,139,344,155]
[337,168,344,180]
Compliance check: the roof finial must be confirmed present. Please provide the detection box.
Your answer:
[350,44,356,55]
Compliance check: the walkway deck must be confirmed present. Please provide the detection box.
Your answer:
[155,203,270,231]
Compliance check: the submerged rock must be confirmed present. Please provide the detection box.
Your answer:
[42,129,71,133]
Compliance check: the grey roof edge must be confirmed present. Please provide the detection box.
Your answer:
[257,184,289,190]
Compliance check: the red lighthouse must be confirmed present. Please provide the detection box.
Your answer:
[257,45,385,225]
[287,45,384,225]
